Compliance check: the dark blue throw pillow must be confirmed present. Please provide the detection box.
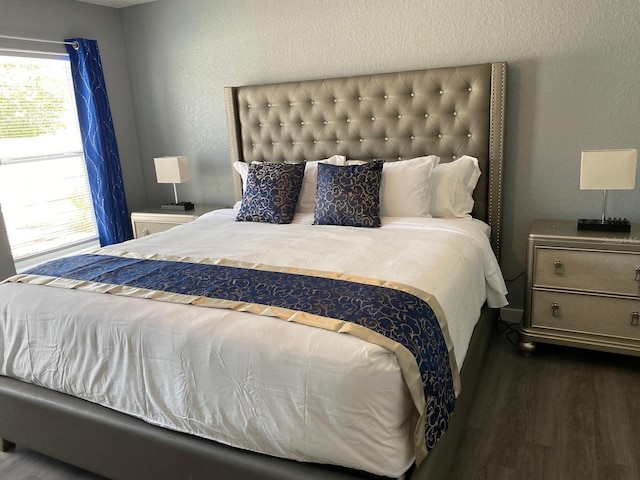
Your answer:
[236,162,305,224]
[314,160,383,227]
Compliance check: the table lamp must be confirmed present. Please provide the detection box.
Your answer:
[578,149,637,232]
[154,156,194,211]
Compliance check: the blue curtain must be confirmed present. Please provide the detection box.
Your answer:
[65,38,133,246]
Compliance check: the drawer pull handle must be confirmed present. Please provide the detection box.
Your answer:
[554,260,563,275]
[636,266,640,281]
[142,228,151,236]
[632,312,639,327]
[551,303,560,317]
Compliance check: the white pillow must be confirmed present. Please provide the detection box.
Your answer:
[296,155,347,213]
[232,161,250,192]
[379,155,440,217]
[236,155,448,217]
[430,155,481,218]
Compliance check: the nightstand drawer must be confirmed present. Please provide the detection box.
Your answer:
[134,221,180,238]
[534,247,640,295]
[531,290,640,340]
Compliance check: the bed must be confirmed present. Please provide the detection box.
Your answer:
[0,61,507,479]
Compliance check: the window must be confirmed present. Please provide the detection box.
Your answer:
[0,52,99,269]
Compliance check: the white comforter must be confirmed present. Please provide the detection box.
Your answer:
[0,210,507,477]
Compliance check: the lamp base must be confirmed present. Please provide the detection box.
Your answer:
[577,218,631,232]
[160,202,194,211]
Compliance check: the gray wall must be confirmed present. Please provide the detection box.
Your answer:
[2,0,640,309]
[0,206,15,279]
[120,0,640,308]
[0,0,145,275]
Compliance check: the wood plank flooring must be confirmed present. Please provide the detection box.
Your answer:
[0,444,106,479]
[450,322,640,480]
[1,323,639,479]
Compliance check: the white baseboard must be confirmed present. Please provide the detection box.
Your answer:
[500,307,523,324]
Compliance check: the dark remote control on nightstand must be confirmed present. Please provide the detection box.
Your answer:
[577,217,631,232]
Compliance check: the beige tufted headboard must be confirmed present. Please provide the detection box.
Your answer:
[225,62,507,258]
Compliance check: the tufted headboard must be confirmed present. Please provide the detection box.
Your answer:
[225,62,507,258]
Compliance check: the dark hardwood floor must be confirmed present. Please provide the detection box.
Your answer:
[0,444,106,479]
[1,323,639,479]
[450,322,640,480]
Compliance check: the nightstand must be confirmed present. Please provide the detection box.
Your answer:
[520,219,640,357]
[131,205,225,238]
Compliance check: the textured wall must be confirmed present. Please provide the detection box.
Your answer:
[0,206,15,279]
[119,0,640,308]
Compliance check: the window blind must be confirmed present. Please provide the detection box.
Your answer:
[0,53,98,261]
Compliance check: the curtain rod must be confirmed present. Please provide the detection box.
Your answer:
[0,35,79,50]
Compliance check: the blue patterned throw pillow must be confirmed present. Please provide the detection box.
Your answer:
[314,160,383,227]
[236,162,305,224]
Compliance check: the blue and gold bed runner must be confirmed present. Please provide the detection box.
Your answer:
[6,252,460,466]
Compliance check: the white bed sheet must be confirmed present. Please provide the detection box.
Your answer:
[0,210,507,477]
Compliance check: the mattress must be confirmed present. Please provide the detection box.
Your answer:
[0,209,507,477]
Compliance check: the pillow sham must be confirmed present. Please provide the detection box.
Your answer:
[314,160,383,228]
[430,155,481,218]
[236,162,305,224]
[379,155,440,217]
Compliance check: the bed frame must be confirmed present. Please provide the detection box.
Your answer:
[0,62,506,479]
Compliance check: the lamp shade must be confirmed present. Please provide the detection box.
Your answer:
[154,156,190,184]
[580,149,637,190]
